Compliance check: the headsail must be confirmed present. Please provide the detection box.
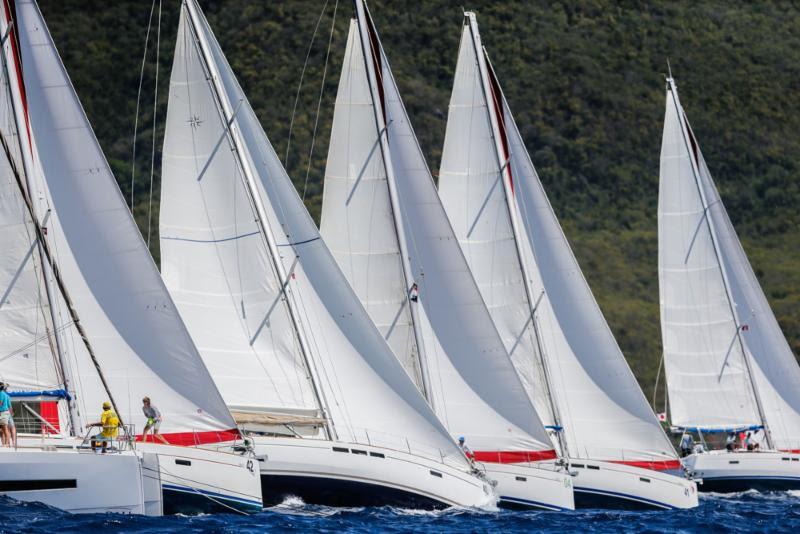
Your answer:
[321,2,555,460]
[160,0,470,467]
[440,13,677,466]
[660,77,800,450]
[0,0,236,443]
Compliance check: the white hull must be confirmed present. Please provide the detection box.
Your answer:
[16,435,262,514]
[0,445,150,514]
[479,462,574,511]
[567,459,698,510]
[136,441,262,514]
[684,450,800,492]
[253,436,495,509]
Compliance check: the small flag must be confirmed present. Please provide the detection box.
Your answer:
[657,412,667,422]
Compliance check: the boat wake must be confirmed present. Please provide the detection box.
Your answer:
[267,495,365,517]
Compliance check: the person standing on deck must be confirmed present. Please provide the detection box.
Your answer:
[679,432,693,457]
[0,383,11,447]
[141,397,169,444]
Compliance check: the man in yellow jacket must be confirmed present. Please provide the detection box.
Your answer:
[87,401,119,453]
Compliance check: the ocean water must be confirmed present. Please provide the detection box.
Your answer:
[0,492,798,533]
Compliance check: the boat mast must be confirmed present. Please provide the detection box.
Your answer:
[183,0,336,440]
[465,13,566,455]
[352,0,435,405]
[666,76,773,449]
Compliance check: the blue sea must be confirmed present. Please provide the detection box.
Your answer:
[1,492,798,533]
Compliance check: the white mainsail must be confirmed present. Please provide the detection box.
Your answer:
[0,0,236,442]
[321,3,555,459]
[160,0,469,465]
[660,77,800,450]
[0,81,61,395]
[439,13,677,466]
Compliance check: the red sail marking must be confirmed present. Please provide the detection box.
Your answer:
[364,10,386,124]
[2,0,32,154]
[136,428,241,447]
[472,449,558,464]
[610,459,682,472]
[485,56,513,195]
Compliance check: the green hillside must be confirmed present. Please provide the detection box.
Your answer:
[40,0,800,406]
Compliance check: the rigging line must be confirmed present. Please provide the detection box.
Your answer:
[302,0,339,201]
[146,0,162,249]
[284,0,329,168]
[129,0,158,210]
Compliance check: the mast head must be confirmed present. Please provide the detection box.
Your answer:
[665,59,676,91]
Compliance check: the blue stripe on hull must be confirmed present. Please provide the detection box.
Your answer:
[162,483,262,515]
[498,495,569,512]
[574,487,675,510]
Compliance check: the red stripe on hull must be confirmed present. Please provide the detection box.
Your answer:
[473,449,558,464]
[609,459,682,471]
[136,428,240,447]
[781,449,800,454]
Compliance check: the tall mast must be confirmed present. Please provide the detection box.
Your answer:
[352,0,434,405]
[183,0,335,439]
[666,76,772,448]
[463,13,566,454]
[0,16,91,433]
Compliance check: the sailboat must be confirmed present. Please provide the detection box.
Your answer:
[0,0,262,515]
[320,1,575,511]
[436,13,697,510]
[159,0,494,509]
[659,73,800,491]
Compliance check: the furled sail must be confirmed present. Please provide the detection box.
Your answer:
[1,0,236,442]
[440,13,677,466]
[660,77,800,450]
[321,3,554,459]
[160,0,469,466]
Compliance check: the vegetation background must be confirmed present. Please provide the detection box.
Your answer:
[40,0,800,409]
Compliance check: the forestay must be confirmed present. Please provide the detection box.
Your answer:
[160,0,469,466]
[321,3,554,459]
[2,0,236,442]
[440,14,677,465]
[660,78,800,450]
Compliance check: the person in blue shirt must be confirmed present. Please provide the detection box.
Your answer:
[0,382,12,447]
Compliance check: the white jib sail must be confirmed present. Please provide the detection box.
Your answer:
[321,6,554,458]
[4,0,236,440]
[160,0,470,467]
[440,14,676,465]
[662,78,800,450]
[659,80,762,431]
